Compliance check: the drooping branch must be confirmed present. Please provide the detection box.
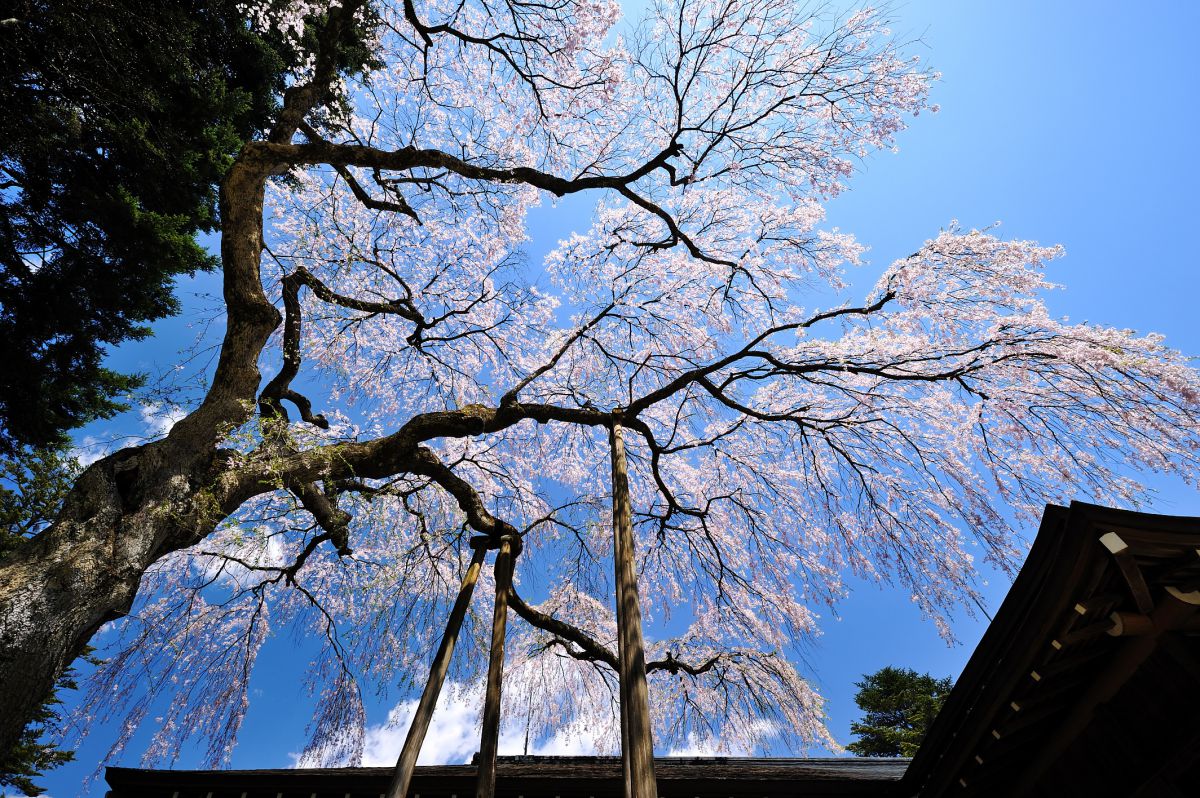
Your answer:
[625,289,899,415]
[509,585,618,670]
[333,163,422,222]
[501,300,621,405]
[396,0,613,106]
[508,581,731,678]
[291,481,353,556]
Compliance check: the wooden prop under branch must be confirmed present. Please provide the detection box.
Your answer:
[475,532,519,798]
[386,537,490,798]
[610,417,658,798]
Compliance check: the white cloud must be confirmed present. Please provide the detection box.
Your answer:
[665,729,760,757]
[69,435,108,467]
[139,402,188,439]
[518,719,598,756]
[361,681,482,766]
[666,733,725,757]
[350,681,603,768]
[195,528,287,587]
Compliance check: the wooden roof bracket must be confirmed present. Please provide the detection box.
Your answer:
[1099,532,1154,613]
[1013,584,1200,794]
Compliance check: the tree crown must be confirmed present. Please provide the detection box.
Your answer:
[24,0,1200,772]
[847,666,954,758]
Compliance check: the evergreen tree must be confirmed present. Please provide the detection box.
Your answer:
[847,666,954,757]
[0,0,297,455]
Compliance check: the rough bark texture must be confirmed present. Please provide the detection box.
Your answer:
[0,442,229,752]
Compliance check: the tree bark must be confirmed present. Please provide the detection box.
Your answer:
[475,534,516,798]
[610,419,657,798]
[0,153,279,754]
[0,439,243,753]
[386,540,488,798]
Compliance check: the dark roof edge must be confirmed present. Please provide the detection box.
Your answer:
[901,500,1200,796]
[104,757,912,788]
[900,502,1072,795]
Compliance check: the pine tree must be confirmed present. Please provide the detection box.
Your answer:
[847,666,954,757]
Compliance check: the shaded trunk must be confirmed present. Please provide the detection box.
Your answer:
[0,441,236,753]
[610,420,657,798]
[475,534,516,798]
[0,154,279,754]
[387,540,488,798]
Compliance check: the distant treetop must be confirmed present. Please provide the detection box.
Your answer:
[847,666,954,758]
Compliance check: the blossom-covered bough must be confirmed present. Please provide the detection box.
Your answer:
[1,0,1198,791]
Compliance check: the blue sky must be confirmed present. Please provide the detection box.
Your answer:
[33,1,1200,794]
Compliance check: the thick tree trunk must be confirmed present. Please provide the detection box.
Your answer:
[387,540,488,798]
[0,152,279,754]
[475,534,516,798]
[0,440,237,754]
[610,420,657,798]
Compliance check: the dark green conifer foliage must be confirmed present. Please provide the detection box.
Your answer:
[0,646,100,797]
[0,0,296,455]
[846,666,954,757]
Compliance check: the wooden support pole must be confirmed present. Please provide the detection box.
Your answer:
[386,539,489,798]
[475,533,517,798]
[610,418,657,798]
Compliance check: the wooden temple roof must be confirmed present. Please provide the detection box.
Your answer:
[103,502,1200,798]
[901,501,1200,797]
[105,756,909,797]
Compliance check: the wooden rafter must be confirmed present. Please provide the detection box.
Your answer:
[1099,532,1154,613]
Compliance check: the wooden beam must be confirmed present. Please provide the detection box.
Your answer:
[475,534,518,798]
[1013,587,1200,793]
[1100,532,1154,613]
[1029,644,1109,683]
[1148,548,1200,587]
[990,691,1067,741]
[1071,592,1123,618]
[1107,611,1155,637]
[1009,670,1083,715]
[1051,616,1115,649]
[386,539,488,798]
[611,419,657,798]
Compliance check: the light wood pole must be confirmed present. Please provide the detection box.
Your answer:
[610,417,657,798]
[475,532,518,798]
[385,538,489,798]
